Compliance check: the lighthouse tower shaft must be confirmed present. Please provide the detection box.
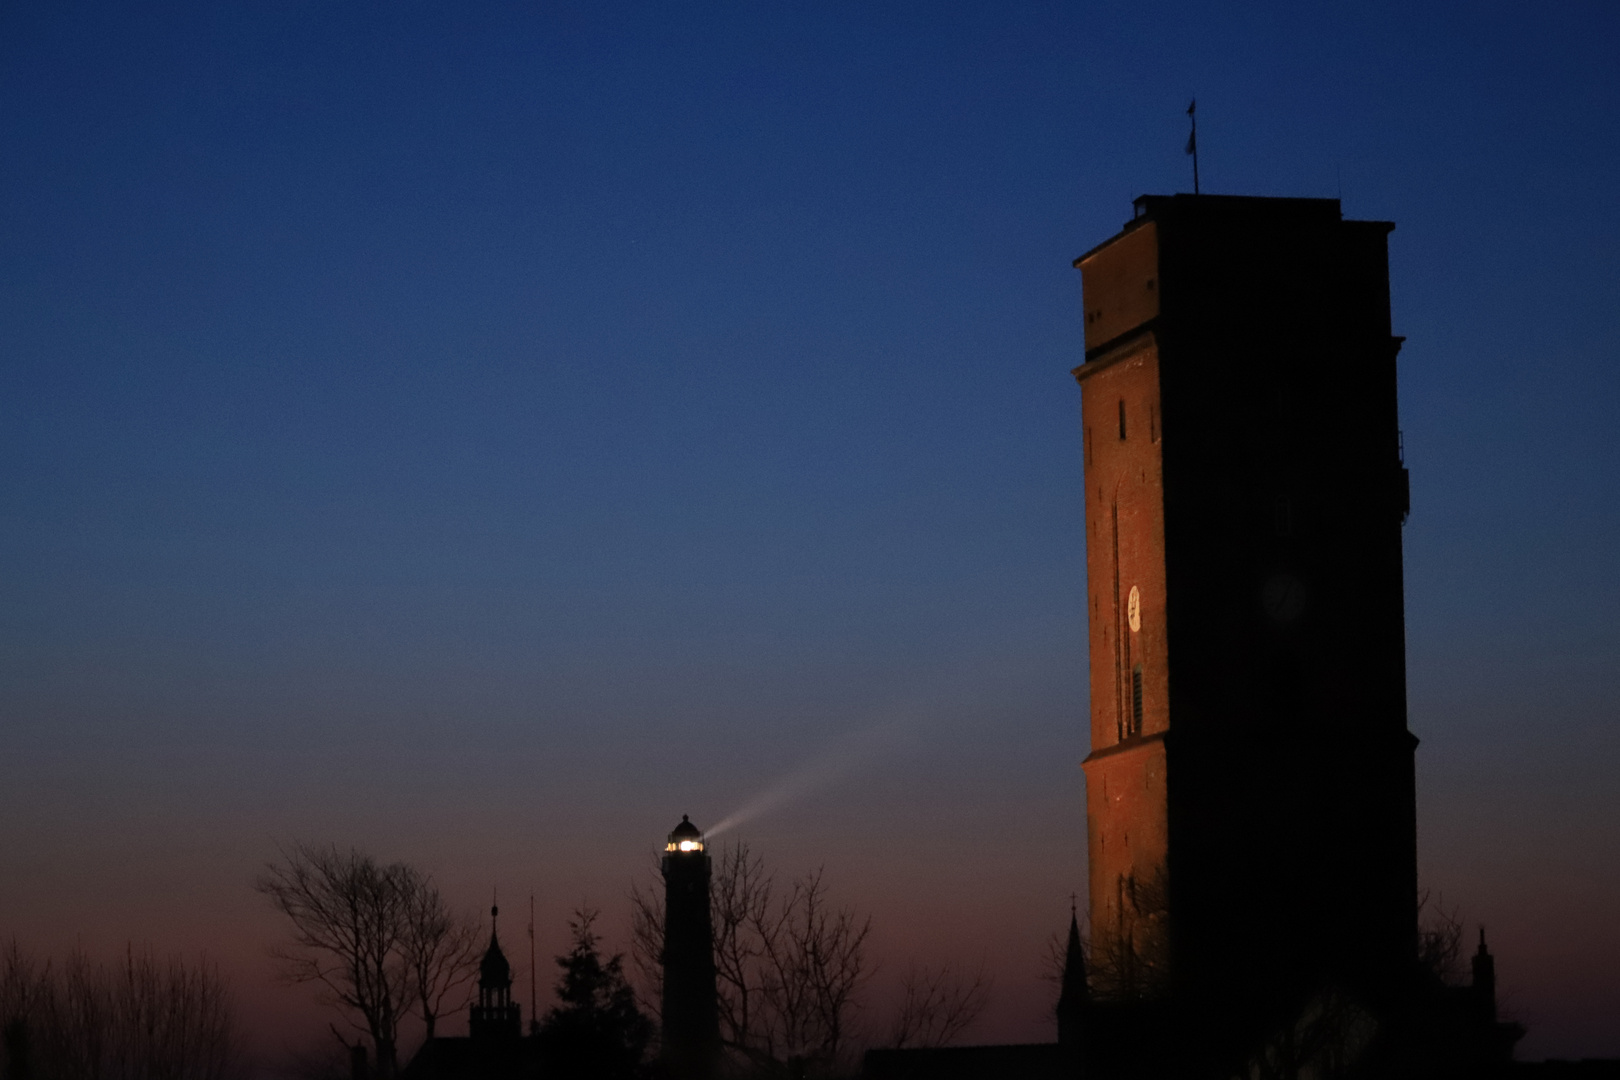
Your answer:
[661,818,720,1080]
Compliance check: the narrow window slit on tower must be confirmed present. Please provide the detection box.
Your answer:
[1111,503,1123,742]
[1118,400,1127,440]
[1132,664,1144,736]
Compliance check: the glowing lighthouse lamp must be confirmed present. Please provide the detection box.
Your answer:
[666,815,706,854]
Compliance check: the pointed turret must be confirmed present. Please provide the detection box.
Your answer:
[481,908,512,989]
[1057,905,1089,1048]
[469,904,522,1041]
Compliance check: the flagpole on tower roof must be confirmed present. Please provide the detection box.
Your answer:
[1186,98,1199,195]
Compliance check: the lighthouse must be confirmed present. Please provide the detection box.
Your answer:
[661,816,720,1080]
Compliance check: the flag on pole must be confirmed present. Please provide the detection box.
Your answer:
[1185,98,1200,194]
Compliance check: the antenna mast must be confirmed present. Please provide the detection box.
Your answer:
[528,893,537,1035]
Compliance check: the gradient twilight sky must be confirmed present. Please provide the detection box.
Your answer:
[2,0,1617,1065]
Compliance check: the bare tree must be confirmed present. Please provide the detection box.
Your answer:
[627,877,665,1028]
[632,843,872,1076]
[255,843,480,1076]
[631,842,777,1066]
[44,951,114,1080]
[256,845,413,1076]
[710,842,776,1062]
[884,963,990,1049]
[400,879,482,1041]
[631,841,776,1048]
[1416,889,1463,984]
[766,868,871,1066]
[0,939,242,1080]
[1087,866,1169,1002]
[112,946,241,1080]
[1,938,38,1078]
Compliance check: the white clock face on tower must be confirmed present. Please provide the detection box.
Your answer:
[1128,586,1141,632]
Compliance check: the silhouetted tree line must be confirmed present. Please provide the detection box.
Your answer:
[0,940,242,1080]
[260,841,990,1080]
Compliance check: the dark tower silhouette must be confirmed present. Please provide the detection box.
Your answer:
[1056,906,1089,1053]
[661,816,720,1080]
[470,906,523,1041]
[1073,194,1417,1065]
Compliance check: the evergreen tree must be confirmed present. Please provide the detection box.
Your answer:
[537,909,653,1080]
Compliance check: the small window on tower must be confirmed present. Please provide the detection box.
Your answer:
[1118,400,1127,440]
[1131,664,1144,735]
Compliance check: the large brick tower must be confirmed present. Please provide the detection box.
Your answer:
[1073,195,1417,1058]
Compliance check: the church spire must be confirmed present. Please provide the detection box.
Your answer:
[1057,903,1088,1047]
